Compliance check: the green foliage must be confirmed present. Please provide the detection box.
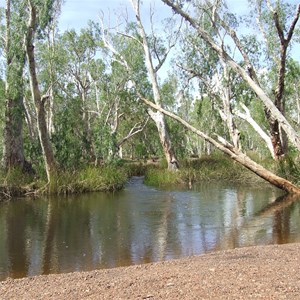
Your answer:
[52,96,85,168]
[0,80,5,157]
[124,161,147,177]
[0,167,35,187]
[34,0,63,38]
[276,156,300,184]
[2,0,300,198]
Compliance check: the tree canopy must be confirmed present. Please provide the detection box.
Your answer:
[0,0,300,193]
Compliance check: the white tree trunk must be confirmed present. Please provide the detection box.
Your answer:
[26,0,57,183]
[235,103,275,159]
[161,0,300,153]
[141,95,300,194]
[131,0,179,169]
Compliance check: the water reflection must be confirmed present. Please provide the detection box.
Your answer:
[0,177,300,280]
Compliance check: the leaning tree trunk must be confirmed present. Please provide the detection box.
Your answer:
[141,96,300,194]
[26,1,57,184]
[161,0,300,154]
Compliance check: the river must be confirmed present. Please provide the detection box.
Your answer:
[0,176,300,280]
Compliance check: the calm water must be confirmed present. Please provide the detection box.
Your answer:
[1,176,300,281]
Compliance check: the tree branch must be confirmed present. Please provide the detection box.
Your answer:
[161,0,300,152]
[117,117,149,147]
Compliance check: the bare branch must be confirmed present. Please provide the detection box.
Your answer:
[212,10,259,83]
[286,4,300,44]
[99,12,129,70]
[117,31,143,46]
[117,116,149,147]
[161,0,300,152]
[234,103,275,159]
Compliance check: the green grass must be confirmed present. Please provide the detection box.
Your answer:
[2,153,300,198]
[49,165,128,195]
[144,154,267,188]
[0,164,129,198]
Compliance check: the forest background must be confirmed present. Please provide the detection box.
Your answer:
[0,0,300,196]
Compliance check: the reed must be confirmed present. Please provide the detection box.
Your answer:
[145,155,266,188]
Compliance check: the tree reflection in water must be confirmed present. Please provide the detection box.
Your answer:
[0,178,300,281]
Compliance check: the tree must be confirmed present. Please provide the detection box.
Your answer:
[141,96,300,194]
[2,0,29,173]
[58,28,99,161]
[129,0,180,170]
[161,0,300,156]
[99,1,180,169]
[25,0,62,183]
[253,0,300,159]
[136,0,300,194]
[174,25,242,151]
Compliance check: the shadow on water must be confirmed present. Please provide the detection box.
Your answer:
[1,176,300,281]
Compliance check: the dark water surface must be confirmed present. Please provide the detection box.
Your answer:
[1,176,300,280]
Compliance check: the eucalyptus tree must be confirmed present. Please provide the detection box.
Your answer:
[129,0,180,170]
[24,0,63,183]
[161,0,300,157]
[2,0,29,173]
[251,0,300,158]
[99,1,181,169]
[101,69,149,160]
[174,20,242,152]
[57,28,99,162]
[53,26,149,164]
[284,59,300,125]
[36,9,62,138]
[125,0,300,193]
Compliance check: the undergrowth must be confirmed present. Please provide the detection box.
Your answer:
[0,164,129,198]
[144,154,267,188]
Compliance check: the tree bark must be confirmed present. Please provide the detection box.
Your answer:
[220,64,240,150]
[131,0,179,170]
[25,0,57,183]
[148,110,179,170]
[262,4,300,159]
[141,96,300,194]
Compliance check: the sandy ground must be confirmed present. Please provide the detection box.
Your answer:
[1,243,300,299]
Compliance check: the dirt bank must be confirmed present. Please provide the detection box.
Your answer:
[1,243,300,299]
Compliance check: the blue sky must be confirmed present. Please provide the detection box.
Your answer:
[58,0,172,32]
[58,0,247,31]
[0,0,298,61]
[0,0,249,32]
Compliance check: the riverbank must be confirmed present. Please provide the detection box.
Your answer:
[1,243,300,299]
[1,154,297,200]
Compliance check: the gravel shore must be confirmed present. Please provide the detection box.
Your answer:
[1,243,300,299]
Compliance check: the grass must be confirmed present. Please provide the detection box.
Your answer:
[144,154,268,188]
[45,165,129,195]
[0,164,130,199]
[2,153,300,198]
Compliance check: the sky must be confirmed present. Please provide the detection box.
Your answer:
[0,0,249,31]
[0,0,298,61]
[57,0,248,32]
